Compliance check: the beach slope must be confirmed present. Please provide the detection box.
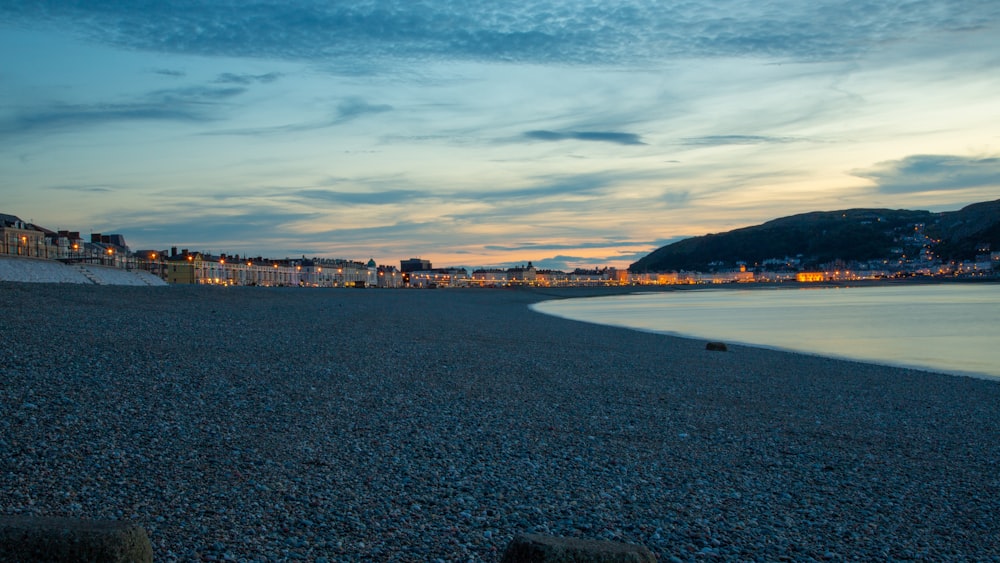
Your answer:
[2,283,999,561]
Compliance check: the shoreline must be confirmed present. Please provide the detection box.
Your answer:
[529,284,1000,382]
[3,283,1000,561]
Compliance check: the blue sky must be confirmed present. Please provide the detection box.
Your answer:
[2,1,999,270]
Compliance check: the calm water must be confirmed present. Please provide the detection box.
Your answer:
[532,283,1000,379]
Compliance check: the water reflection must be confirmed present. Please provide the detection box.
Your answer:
[533,284,1000,379]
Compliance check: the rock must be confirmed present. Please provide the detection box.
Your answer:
[500,533,656,562]
[705,341,728,352]
[0,516,153,563]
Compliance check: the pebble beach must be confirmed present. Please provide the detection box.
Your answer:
[3,282,1000,562]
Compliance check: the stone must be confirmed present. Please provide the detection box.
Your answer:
[0,516,153,563]
[500,533,656,563]
[705,341,728,351]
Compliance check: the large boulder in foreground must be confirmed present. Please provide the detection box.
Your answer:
[0,516,153,563]
[501,533,656,562]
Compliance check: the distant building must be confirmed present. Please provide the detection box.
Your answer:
[0,214,46,258]
[632,272,680,285]
[2,209,410,287]
[91,233,128,248]
[55,231,86,260]
[400,258,432,272]
[535,269,568,286]
[567,267,624,285]
[164,250,303,286]
[376,264,403,288]
[408,268,468,288]
[87,233,130,267]
[470,268,508,287]
[506,262,537,285]
[165,251,199,284]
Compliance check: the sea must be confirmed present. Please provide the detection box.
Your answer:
[532,282,1000,380]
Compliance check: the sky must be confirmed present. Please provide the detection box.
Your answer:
[2,1,999,271]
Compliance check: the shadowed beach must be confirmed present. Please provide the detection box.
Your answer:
[2,283,1000,561]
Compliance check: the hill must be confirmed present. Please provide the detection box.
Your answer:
[629,199,1000,273]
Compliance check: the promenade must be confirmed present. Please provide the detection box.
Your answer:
[2,283,999,561]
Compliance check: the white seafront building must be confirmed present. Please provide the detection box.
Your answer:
[161,251,402,288]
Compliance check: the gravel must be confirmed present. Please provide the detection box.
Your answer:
[2,282,1000,562]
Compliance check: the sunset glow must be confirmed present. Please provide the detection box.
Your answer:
[2,2,998,270]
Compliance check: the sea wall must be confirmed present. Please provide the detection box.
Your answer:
[0,257,166,286]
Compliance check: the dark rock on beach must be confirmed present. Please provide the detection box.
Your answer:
[500,533,656,562]
[2,282,1000,562]
[0,516,153,563]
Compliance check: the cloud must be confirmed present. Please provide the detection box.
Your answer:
[306,221,434,243]
[481,240,683,272]
[503,255,595,271]
[291,171,618,208]
[3,103,212,135]
[215,72,282,84]
[295,189,427,205]
[662,190,691,205]
[148,85,247,102]
[203,96,392,136]
[203,120,329,136]
[49,184,116,193]
[119,209,318,250]
[153,68,185,77]
[523,130,645,146]
[7,1,995,68]
[475,174,615,201]
[682,135,799,146]
[509,249,666,272]
[5,2,998,268]
[2,85,245,136]
[853,154,1000,194]
[335,97,393,122]
[612,241,687,263]
[484,239,647,252]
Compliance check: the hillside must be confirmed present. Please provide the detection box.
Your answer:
[629,199,1000,273]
